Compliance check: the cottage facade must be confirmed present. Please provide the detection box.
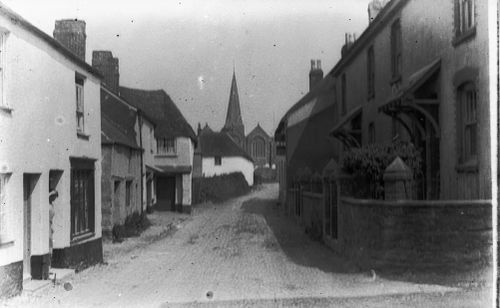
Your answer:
[100,87,144,237]
[0,9,102,297]
[196,127,254,186]
[327,0,491,200]
[119,87,196,214]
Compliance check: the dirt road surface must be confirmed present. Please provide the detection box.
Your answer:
[2,184,493,307]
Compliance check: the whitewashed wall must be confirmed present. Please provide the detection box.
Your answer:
[0,15,101,267]
[202,156,254,186]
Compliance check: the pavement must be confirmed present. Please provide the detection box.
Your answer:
[1,183,493,307]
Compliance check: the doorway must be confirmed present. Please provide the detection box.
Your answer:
[156,176,176,211]
[23,174,39,280]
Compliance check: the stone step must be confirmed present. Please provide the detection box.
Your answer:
[22,268,75,294]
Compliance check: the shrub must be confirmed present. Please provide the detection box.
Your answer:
[341,141,422,199]
[112,211,151,243]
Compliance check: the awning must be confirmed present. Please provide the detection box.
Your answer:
[155,165,192,174]
[146,164,163,174]
[379,58,441,138]
[329,105,362,148]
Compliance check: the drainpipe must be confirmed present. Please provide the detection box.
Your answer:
[137,109,145,215]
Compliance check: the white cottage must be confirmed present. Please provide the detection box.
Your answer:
[196,126,254,186]
[0,6,102,298]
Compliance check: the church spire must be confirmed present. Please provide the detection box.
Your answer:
[221,69,245,148]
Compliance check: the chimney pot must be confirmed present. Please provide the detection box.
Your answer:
[311,59,316,70]
[316,60,322,70]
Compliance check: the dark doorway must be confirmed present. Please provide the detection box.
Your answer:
[156,176,176,211]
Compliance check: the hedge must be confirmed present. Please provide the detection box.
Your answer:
[192,172,250,204]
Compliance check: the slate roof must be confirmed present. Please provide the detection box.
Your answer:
[198,130,253,162]
[101,113,140,149]
[101,88,138,136]
[119,86,196,141]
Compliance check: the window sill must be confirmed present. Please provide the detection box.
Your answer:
[456,160,478,173]
[155,154,177,158]
[71,232,95,244]
[77,132,90,140]
[0,105,13,113]
[0,240,14,248]
[453,27,476,47]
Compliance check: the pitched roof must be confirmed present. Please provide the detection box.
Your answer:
[0,2,101,79]
[247,124,271,140]
[119,86,196,141]
[101,87,138,137]
[222,70,244,130]
[276,74,335,131]
[198,130,253,162]
[101,113,140,149]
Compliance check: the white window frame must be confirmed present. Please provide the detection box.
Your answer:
[458,82,478,165]
[457,0,475,36]
[0,32,9,111]
[76,74,85,134]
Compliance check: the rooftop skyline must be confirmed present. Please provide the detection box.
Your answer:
[4,0,373,135]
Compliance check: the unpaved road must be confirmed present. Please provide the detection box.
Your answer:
[2,184,492,307]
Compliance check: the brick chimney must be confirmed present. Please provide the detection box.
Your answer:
[341,33,357,57]
[309,59,323,91]
[53,19,86,61]
[92,51,120,93]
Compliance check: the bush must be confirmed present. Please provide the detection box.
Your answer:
[192,172,250,204]
[341,141,422,199]
[112,211,151,243]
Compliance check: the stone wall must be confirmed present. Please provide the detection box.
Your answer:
[339,198,492,271]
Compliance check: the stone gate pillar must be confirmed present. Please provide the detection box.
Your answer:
[383,157,413,200]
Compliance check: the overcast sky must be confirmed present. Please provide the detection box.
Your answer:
[4,0,372,135]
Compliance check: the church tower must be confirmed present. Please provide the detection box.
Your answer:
[221,69,245,149]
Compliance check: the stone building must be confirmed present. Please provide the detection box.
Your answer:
[100,87,146,237]
[0,9,102,297]
[220,69,275,170]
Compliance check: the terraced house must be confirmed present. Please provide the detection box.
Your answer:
[0,9,102,297]
[275,0,493,269]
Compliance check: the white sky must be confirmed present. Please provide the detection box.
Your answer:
[3,0,372,135]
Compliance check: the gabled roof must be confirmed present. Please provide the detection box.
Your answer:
[247,123,271,140]
[101,113,140,150]
[119,86,196,142]
[0,2,102,79]
[198,130,253,162]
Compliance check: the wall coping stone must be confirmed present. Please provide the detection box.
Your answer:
[341,197,492,208]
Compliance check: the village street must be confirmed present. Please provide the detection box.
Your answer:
[2,184,491,308]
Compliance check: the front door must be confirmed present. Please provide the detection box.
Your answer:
[156,176,176,211]
[23,175,34,279]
